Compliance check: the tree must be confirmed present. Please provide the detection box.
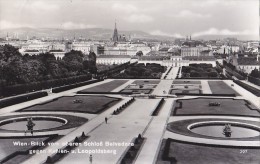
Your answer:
[136,51,143,57]
[88,51,97,74]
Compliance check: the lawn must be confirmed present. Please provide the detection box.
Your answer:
[170,85,201,95]
[20,95,121,114]
[170,89,201,94]
[172,80,201,84]
[173,98,260,117]
[208,81,240,95]
[132,80,160,85]
[79,80,128,92]
[120,89,152,94]
[125,84,156,89]
[156,139,260,164]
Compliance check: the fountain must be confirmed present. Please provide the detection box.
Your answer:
[222,124,232,137]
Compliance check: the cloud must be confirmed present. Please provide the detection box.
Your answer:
[61,22,97,29]
[192,28,256,37]
[126,14,153,23]
[150,30,184,38]
[23,1,59,11]
[112,3,138,13]
[174,10,211,18]
[0,20,34,29]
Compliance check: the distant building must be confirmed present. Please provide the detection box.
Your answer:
[181,40,213,57]
[71,41,91,54]
[96,55,132,65]
[49,50,66,59]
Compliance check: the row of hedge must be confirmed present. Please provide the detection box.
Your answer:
[44,132,88,164]
[0,91,48,108]
[233,80,260,97]
[52,79,102,93]
[151,98,165,116]
[1,74,92,97]
[120,134,144,164]
[113,98,135,115]
[163,67,172,79]
[223,60,247,80]
[225,69,246,80]
[248,76,260,86]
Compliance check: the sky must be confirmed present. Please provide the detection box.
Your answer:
[0,0,259,40]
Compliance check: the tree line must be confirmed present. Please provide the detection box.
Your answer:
[0,44,97,97]
[0,44,97,86]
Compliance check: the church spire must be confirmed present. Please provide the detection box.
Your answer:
[112,19,118,42]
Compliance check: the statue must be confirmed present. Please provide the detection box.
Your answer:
[25,117,35,135]
[223,124,232,137]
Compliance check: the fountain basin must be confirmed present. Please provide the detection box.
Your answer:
[188,121,260,138]
[0,116,67,131]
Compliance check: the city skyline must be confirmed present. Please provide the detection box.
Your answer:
[0,0,259,40]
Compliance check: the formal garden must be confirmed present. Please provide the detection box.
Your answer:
[19,95,121,114]
[181,64,220,78]
[112,63,166,79]
[172,98,260,117]
[156,139,260,164]
[120,80,160,94]
[208,81,240,96]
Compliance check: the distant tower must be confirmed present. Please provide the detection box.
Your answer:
[6,32,9,41]
[190,35,191,40]
[112,20,119,42]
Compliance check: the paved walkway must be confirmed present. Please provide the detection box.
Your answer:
[55,99,160,164]
[135,98,174,164]
[166,67,179,80]
[23,96,132,164]
[152,80,173,95]
[201,80,212,94]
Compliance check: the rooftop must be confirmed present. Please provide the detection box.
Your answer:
[183,56,216,61]
[237,57,260,65]
[97,55,132,58]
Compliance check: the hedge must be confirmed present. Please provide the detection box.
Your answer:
[52,79,102,93]
[248,76,260,86]
[1,74,92,97]
[151,98,165,116]
[0,91,48,108]
[233,80,260,96]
